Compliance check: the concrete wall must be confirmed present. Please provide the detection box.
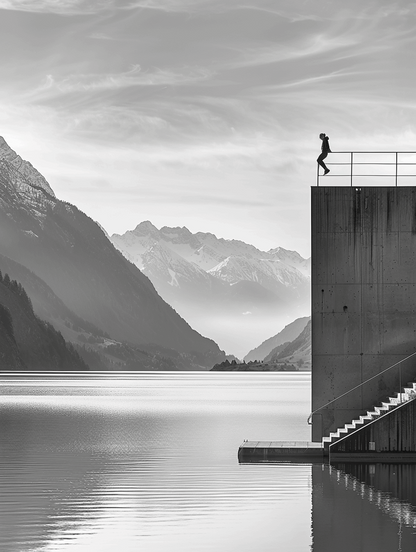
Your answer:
[312,187,416,441]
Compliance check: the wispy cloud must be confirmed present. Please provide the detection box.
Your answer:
[125,0,245,14]
[0,0,114,14]
[226,36,360,71]
[124,0,322,18]
[224,11,407,72]
[125,0,416,22]
[33,65,213,95]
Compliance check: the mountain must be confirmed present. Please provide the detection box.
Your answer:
[0,253,195,370]
[0,253,109,340]
[0,137,224,369]
[0,303,26,369]
[0,271,87,370]
[111,221,311,356]
[212,318,311,371]
[264,319,311,370]
[244,316,310,362]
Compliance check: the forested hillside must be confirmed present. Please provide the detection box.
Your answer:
[0,272,88,370]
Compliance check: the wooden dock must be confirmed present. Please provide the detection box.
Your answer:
[238,440,324,462]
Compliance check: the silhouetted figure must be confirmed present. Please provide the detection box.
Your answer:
[317,133,331,175]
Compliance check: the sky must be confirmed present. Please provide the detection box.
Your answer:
[1,0,416,257]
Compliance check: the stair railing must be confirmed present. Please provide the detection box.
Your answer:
[307,350,416,425]
[316,151,416,186]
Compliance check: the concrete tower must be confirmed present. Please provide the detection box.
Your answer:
[311,186,416,441]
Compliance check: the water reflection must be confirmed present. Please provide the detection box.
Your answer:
[1,373,312,552]
[4,374,416,551]
[312,462,416,551]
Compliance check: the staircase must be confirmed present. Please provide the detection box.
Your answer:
[322,382,416,452]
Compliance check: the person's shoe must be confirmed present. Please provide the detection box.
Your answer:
[324,168,330,175]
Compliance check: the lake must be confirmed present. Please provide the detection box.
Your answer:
[1,372,416,551]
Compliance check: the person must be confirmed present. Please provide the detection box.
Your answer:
[317,133,331,175]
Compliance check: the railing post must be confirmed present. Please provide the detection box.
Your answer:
[399,363,402,402]
[395,152,398,186]
[350,152,353,186]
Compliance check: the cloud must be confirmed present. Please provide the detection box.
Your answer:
[124,0,322,18]
[65,107,170,137]
[226,17,399,72]
[0,0,308,16]
[226,36,360,71]
[0,0,114,14]
[124,0,416,23]
[0,0,319,17]
[33,65,213,96]
[124,0,245,14]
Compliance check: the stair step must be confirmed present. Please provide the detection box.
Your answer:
[388,397,400,404]
[321,381,416,448]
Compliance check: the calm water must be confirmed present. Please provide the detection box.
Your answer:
[1,372,416,552]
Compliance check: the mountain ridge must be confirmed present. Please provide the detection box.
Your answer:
[0,137,224,369]
[244,316,310,362]
[265,319,311,370]
[212,317,311,371]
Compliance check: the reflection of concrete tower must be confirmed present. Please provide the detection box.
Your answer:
[311,463,416,551]
[311,187,416,442]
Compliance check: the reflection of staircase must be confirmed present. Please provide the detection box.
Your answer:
[322,383,416,452]
[329,465,416,529]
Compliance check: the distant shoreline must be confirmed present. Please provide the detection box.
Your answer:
[210,362,310,372]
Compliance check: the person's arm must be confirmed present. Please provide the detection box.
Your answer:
[327,138,332,153]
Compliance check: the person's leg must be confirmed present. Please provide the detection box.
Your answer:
[317,153,329,172]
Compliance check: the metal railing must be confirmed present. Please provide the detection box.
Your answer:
[317,151,416,186]
[307,350,416,426]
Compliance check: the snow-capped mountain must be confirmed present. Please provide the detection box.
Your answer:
[267,247,311,278]
[207,255,306,296]
[112,221,310,297]
[111,221,311,356]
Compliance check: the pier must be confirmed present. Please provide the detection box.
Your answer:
[238,441,324,462]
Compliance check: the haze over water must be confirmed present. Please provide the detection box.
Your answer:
[1,372,416,551]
